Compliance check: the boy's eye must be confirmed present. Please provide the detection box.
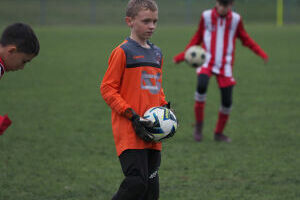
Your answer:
[143,19,158,25]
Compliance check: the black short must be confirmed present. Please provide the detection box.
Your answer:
[197,74,233,108]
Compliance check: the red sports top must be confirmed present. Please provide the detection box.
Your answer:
[0,58,12,135]
[0,58,6,79]
[174,7,268,77]
[100,38,168,156]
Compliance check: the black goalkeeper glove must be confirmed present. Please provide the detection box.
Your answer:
[162,101,178,140]
[163,101,171,109]
[163,101,176,115]
[124,108,155,142]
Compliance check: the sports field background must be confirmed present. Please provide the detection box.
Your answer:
[1,1,300,200]
[0,0,299,26]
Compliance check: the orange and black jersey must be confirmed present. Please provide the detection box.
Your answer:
[101,37,167,156]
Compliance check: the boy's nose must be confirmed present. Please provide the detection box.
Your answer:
[149,23,155,29]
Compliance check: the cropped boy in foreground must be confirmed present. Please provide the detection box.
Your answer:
[0,23,40,135]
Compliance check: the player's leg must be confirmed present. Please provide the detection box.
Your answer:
[194,73,210,141]
[141,149,161,200]
[112,149,149,200]
[214,75,236,142]
[214,86,233,142]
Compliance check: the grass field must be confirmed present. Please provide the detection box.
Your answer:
[0,24,300,200]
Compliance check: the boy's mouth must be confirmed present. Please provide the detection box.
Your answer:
[146,31,154,35]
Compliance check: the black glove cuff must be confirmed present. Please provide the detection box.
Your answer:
[163,102,171,109]
[131,113,140,121]
[123,108,139,121]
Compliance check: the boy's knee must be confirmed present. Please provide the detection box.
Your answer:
[113,175,148,200]
[197,74,209,94]
[220,86,233,108]
[125,175,148,194]
[222,99,232,108]
[197,84,207,94]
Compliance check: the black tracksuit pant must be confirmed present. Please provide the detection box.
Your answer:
[112,149,161,200]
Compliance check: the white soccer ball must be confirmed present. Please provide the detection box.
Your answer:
[143,107,178,141]
[184,45,206,67]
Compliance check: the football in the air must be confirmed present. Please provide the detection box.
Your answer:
[184,45,206,67]
[143,106,178,141]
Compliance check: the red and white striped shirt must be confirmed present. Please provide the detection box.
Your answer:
[175,8,268,77]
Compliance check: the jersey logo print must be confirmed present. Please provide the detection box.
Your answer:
[141,71,161,94]
[155,51,162,65]
[133,55,145,59]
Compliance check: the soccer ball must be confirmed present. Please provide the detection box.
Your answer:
[184,45,206,67]
[143,107,178,141]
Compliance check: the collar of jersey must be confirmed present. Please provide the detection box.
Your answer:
[126,37,154,49]
[213,7,232,19]
[0,58,6,71]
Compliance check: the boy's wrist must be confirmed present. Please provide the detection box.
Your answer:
[123,108,138,121]
[174,52,185,63]
[163,101,171,109]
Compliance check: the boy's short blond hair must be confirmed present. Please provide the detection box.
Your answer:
[126,0,158,18]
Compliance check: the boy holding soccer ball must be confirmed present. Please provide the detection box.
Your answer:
[174,0,268,142]
[0,23,40,135]
[100,0,170,199]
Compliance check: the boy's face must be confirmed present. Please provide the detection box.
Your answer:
[1,45,35,71]
[216,1,233,16]
[126,9,158,41]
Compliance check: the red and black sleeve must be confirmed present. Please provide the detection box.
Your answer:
[173,15,205,63]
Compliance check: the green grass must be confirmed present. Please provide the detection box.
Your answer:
[0,24,300,200]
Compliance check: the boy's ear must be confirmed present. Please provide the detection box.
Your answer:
[125,16,133,27]
[7,45,17,54]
